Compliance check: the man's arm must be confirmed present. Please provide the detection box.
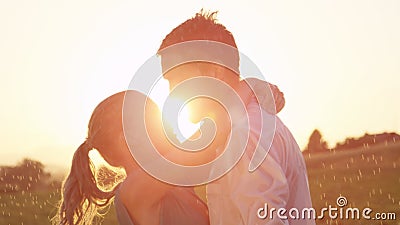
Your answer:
[231,95,290,224]
[233,130,290,225]
[239,78,285,114]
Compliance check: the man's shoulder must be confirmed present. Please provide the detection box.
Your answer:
[271,115,296,143]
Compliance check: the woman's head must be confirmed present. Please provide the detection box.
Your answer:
[86,91,133,168]
[88,91,161,167]
[55,90,159,225]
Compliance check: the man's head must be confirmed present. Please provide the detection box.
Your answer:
[158,10,241,91]
[158,10,237,57]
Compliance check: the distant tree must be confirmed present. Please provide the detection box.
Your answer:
[16,158,51,190]
[334,132,400,151]
[304,129,328,153]
[0,158,51,192]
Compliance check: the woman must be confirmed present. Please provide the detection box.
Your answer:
[55,91,210,225]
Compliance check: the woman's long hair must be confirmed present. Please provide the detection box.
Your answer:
[54,91,129,225]
[58,141,118,225]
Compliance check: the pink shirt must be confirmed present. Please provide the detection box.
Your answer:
[206,96,316,225]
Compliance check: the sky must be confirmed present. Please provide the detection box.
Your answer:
[0,0,399,169]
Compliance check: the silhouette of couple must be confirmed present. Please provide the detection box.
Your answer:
[56,11,315,225]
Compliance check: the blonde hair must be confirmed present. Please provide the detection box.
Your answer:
[54,91,128,225]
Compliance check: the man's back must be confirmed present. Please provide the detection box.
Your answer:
[206,96,315,225]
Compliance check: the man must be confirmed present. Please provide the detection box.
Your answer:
[157,11,315,225]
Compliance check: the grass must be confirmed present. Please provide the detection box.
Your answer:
[1,143,399,224]
[0,189,119,225]
[305,142,400,225]
[0,190,60,225]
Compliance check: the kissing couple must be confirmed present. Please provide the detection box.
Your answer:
[55,11,314,225]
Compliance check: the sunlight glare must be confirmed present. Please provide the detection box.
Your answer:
[177,105,201,143]
[89,150,109,167]
[149,78,201,143]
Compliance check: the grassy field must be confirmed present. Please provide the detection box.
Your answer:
[1,143,399,224]
[304,142,400,225]
[0,189,119,225]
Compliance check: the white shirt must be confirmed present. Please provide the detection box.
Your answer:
[206,95,316,225]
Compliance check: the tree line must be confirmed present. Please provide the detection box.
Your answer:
[303,129,400,154]
[0,158,124,193]
[0,158,58,193]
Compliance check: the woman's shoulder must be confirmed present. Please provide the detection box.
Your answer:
[118,173,137,201]
[160,187,210,225]
[118,171,170,206]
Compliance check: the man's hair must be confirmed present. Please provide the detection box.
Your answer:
[158,10,237,52]
[158,10,240,78]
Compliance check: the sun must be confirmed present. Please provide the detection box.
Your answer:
[149,78,201,143]
[177,104,202,142]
